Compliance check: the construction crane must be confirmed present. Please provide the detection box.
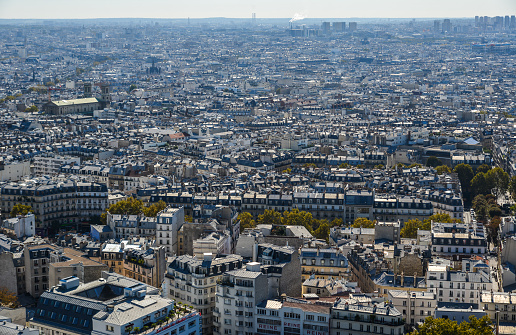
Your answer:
[47,87,63,102]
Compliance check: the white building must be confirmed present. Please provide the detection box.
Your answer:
[213,263,269,335]
[426,263,493,304]
[163,253,243,335]
[33,156,81,176]
[330,299,404,335]
[2,213,35,238]
[256,298,330,335]
[388,290,437,325]
[156,207,185,255]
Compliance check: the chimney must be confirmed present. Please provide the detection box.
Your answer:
[414,272,417,288]
[400,272,404,287]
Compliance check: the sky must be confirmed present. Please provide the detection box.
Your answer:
[0,0,515,19]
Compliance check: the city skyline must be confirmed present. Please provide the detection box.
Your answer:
[0,0,515,20]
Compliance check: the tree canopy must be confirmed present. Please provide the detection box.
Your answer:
[101,198,168,224]
[0,287,18,308]
[408,316,492,335]
[426,156,442,168]
[453,163,475,203]
[10,204,33,217]
[238,212,256,232]
[400,219,431,238]
[352,218,375,228]
[435,165,451,175]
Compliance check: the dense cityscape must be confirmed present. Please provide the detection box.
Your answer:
[0,12,515,335]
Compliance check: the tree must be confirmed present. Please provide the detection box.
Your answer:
[509,176,516,200]
[486,167,509,199]
[142,200,167,217]
[487,216,501,245]
[313,221,330,241]
[257,209,282,226]
[409,163,423,168]
[0,287,18,308]
[352,218,374,228]
[454,163,474,202]
[472,194,488,221]
[330,218,344,227]
[101,197,144,224]
[339,163,350,169]
[435,165,451,175]
[426,156,442,168]
[238,212,256,232]
[400,219,431,238]
[424,213,456,224]
[282,208,314,233]
[373,164,384,170]
[10,204,33,217]
[24,105,38,113]
[476,164,491,174]
[471,172,491,196]
[408,316,492,335]
[185,215,193,223]
[129,84,137,92]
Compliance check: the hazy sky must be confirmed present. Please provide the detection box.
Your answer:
[0,0,515,19]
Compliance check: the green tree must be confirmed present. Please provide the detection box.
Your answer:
[282,208,314,232]
[238,212,256,232]
[313,221,330,241]
[409,163,423,168]
[185,215,193,223]
[352,218,374,228]
[472,194,488,221]
[435,165,451,175]
[485,167,509,199]
[330,218,344,227]
[373,164,384,170]
[471,172,490,196]
[453,163,474,202]
[142,200,167,217]
[426,156,442,168]
[339,163,350,169]
[129,84,137,92]
[424,213,456,224]
[101,197,144,224]
[408,315,492,335]
[475,164,491,174]
[10,204,33,217]
[24,105,38,113]
[257,209,282,226]
[509,176,516,200]
[400,219,431,238]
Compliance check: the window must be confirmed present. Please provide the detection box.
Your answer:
[106,326,114,332]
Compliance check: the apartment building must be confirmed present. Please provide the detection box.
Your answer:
[426,263,492,304]
[29,272,202,335]
[480,291,516,323]
[256,298,330,335]
[431,222,487,260]
[330,300,404,335]
[300,248,349,281]
[33,156,81,176]
[123,246,166,287]
[163,253,243,335]
[1,179,108,234]
[388,290,436,325]
[156,207,185,255]
[213,263,269,335]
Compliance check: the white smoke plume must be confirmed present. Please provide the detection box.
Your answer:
[289,13,306,23]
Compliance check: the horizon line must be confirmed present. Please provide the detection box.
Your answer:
[0,16,485,20]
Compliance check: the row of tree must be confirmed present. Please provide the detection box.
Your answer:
[100,197,168,224]
[409,315,492,335]
[238,209,345,241]
[454,164,509,204]
[351,213,458,238]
